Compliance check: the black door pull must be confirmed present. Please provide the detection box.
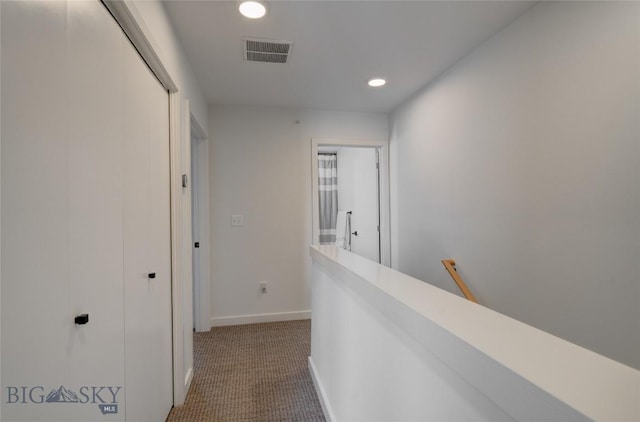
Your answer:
[194,242,200,248]
[351,231,358,237]
[75,314,89,325]
[148,273,156,279]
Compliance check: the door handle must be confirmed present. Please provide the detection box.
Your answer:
[351,231,358,237]
[74,314,89,325]
[148,273,156,279]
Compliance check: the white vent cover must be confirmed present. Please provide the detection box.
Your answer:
[243,38,293,64]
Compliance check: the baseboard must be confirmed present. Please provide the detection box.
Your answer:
[308,356,335,422]
[210,310,311,327]
[184,366,193,391]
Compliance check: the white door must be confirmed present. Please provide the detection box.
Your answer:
[192,135,201,329]
[66,2,128,419]
[336,148,381,263]
[1,2,126,420]
[122,25,173,422]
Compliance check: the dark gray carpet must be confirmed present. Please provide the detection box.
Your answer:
[167,320,326,422]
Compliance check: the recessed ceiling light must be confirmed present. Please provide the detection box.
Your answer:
[368,78,386,87]
[239,1,267,19]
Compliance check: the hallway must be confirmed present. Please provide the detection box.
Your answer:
[167,320,325,422]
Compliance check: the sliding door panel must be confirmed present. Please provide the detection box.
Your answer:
[122,33,173,422]
[0,3,71,420]
[66,2,127,419]
[1,1,127,420]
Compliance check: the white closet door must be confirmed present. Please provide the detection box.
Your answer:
[2,1,172,421]
[122,31,173,422]
[1,1,126,420]
[66,2,127,419]
[1,3,73,420]
[147,75,173,421]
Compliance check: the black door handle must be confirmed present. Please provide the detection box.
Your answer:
[75,314,89,325]
[351,231,358,236]
[148,273,156,279]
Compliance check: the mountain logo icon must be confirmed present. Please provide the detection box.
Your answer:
[45,385,79,403]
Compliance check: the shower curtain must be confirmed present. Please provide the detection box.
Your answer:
[318,153,338,244]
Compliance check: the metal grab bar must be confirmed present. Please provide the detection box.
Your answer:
[441,259,478,304]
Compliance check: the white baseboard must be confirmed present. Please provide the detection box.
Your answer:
[184,367,193,391]
[210,310,311,327]
[308,356,335,422]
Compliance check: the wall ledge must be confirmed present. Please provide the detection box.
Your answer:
[310,245,640,421]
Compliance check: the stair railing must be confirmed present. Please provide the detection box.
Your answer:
[441,259,478,304]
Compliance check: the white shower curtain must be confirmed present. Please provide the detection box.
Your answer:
[318,153,338,244]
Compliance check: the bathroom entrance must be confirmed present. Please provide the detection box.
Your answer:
[311,139,391,266]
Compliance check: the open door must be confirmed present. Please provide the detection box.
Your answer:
[336,147,381,263]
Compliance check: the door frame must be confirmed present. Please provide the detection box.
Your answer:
[170,94,192,405]
[311,138,391,267]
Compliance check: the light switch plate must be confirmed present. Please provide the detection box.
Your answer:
[231,214,244,226]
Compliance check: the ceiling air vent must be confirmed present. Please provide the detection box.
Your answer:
[243,38,293,64]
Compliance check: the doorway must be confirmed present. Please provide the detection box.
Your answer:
[311,138,391,266]
[318,146,380,262]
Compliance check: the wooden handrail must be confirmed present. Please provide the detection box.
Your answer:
[441,259,478,304]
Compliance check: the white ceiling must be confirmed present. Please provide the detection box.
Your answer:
[163,1,535,113]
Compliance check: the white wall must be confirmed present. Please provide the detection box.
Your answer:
[337,147,379,262]
[209,106,388,325]
[131,1,207,135]
[390,1,640,369]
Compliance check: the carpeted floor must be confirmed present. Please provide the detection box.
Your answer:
[167,320,326,422]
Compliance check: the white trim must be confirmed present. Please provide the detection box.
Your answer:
[0,0,3,391]
[102,0,177,92]
[308,357,336,422]
[191,113,207,141]
[181,99,194,403]
[169,92,187,406]
[184,367,193,392]
[311,138,392,267]
[210,311,311,327]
